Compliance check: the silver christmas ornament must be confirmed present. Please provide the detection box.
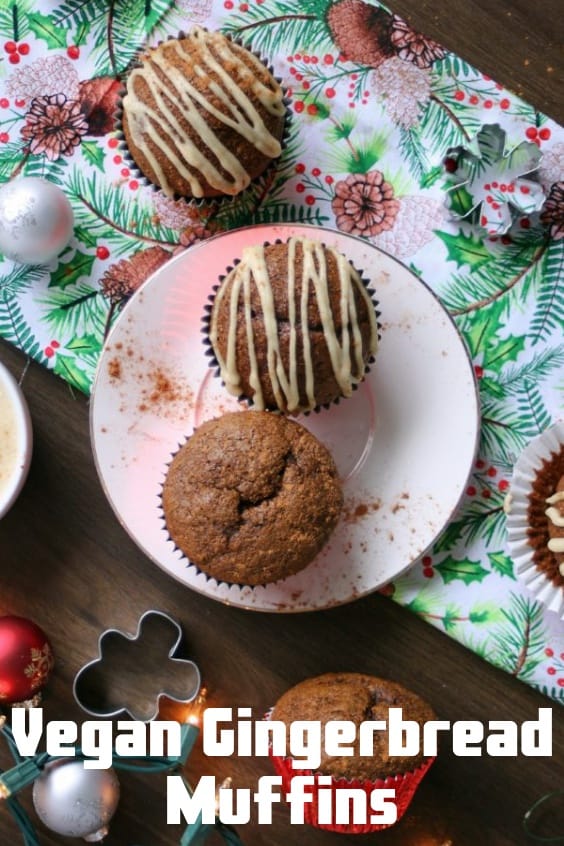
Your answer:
[0,176,74,264]
[32,759,120,842]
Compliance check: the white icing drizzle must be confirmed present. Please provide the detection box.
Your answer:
[210,237,379,414]
[548,538,564,553]
[546,488,564,552]
[123,27,284,197]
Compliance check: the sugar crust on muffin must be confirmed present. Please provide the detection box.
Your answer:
[161,411,343,585]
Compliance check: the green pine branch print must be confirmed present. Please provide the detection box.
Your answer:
[529,238,564,346]
[486,594,546,681]
[0,295,48,366]
[65,168,179,256]
[39,282,110,339]
[221,0,333,56]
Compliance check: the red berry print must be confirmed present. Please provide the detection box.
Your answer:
[67,45,80,60]
[108,137,119,148]
[545,648,554,657]
[0,132,9,143]
[302,81,310,91]
[558,678,564,687]
[295,73,303,82]
[482,490,491,499]
[325,175,334,185]
[469,95,479,105]
[50,340,60,349]
[295,163,306,174]
[500,98,510,109]
[289,67,297,76]
[129,180,139,190]
[443,156,458,173]
[326,88,336,99]
[476,459,486,469]
[305,195,315,205]
[121,167,130,177]
[113,155,122,164]
[15,98,25,108]
[306,103,318,116]
[498,480,509,492]
[296,183,305,193]
[547,667,556,675]
[487,467,497,478]
[454,90,465,101]
[538,127,551,141]
[294,101,304,113]
[422,556,432,566]
[17,42,29,55]
[520,217,531,229]
[96,245,110,260]
[294,53,301,61]
[323,54,334,65]
[423,567,434,579]
[8,53,20,64]
[4,41,16,54]
[474,364,484,379]
[224,0,233,7]
[239,2,249,10]
[484,99,493,109]
[525,127,538,140]
[466,486,477,496]
[311,167,321,177]
[0,98,9,108]
[303,56,310,64]
[45,346,54,359]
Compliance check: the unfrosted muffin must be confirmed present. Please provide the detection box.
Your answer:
[161,411,342,585]
[121,27,286,199]
[208,237,379,414]
[269,672,436,833]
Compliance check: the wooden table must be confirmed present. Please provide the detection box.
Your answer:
[1,3,563,844]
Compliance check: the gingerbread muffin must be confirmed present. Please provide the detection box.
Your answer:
[527,443,564,585]
[208,237,379,414]
[161,411,342,585]
[121,27,286,199]
[269,672,436,832]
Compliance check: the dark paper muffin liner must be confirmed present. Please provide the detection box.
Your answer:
[263,701,434,835]
[114,29,291,211]
[201,237,382,416]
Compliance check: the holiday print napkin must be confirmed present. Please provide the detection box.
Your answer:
[0,0,562,703]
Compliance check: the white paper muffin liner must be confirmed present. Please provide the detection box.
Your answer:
[506,420,564,619]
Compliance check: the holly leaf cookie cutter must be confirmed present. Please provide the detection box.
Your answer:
[73,610,201,722]
[444,123,545,235]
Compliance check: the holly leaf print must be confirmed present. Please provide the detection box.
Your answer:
[483,335,526,372]
[52,354,91,394]
[468,602,505,626]
[28,12,68,48]
[81,141,106,172]
[435,556,490,585]
[436,229,491,270]
[49,250,96,290]
[66,334,102,356]
[487,552,516,580]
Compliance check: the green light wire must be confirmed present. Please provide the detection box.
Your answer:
[523,790,564,843]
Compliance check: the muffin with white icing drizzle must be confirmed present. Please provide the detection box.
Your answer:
[121,27,286,200]
[207,236,379,415]
[527,446,564,585]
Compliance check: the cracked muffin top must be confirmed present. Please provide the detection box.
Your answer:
[161,410,343,585]
[271,672,436,780]
[208,237,379,415]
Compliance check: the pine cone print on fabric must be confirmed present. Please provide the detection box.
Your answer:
[370,58,431,128]
[332,171,400,236]
[100,246,171,305]
[326,0,394,67]
[372,195,447,259]
[390,14,447,68]
[78,77,122,136]
[20,94,88,160]
[540,181,564,240]
[538,142,564,193]
[6,56,80,101]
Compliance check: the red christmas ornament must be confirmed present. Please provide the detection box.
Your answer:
[0,616,54,704]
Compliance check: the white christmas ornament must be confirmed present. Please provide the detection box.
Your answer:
[32,759,120,842]
[0,176,74,264]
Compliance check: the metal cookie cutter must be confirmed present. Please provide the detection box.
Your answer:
[73,610,201,722]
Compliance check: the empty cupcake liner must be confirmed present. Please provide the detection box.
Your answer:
[114,29,291,210]
[201,237,381,416]
[506,420,564,619]
[268,748,434,833]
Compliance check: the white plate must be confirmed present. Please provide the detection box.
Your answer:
[90,224,480,612]
[0,360,33,520]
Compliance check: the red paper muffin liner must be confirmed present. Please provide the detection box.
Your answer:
[201,237,381,416]
[269,750,435,833]
[114,29,291,209]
